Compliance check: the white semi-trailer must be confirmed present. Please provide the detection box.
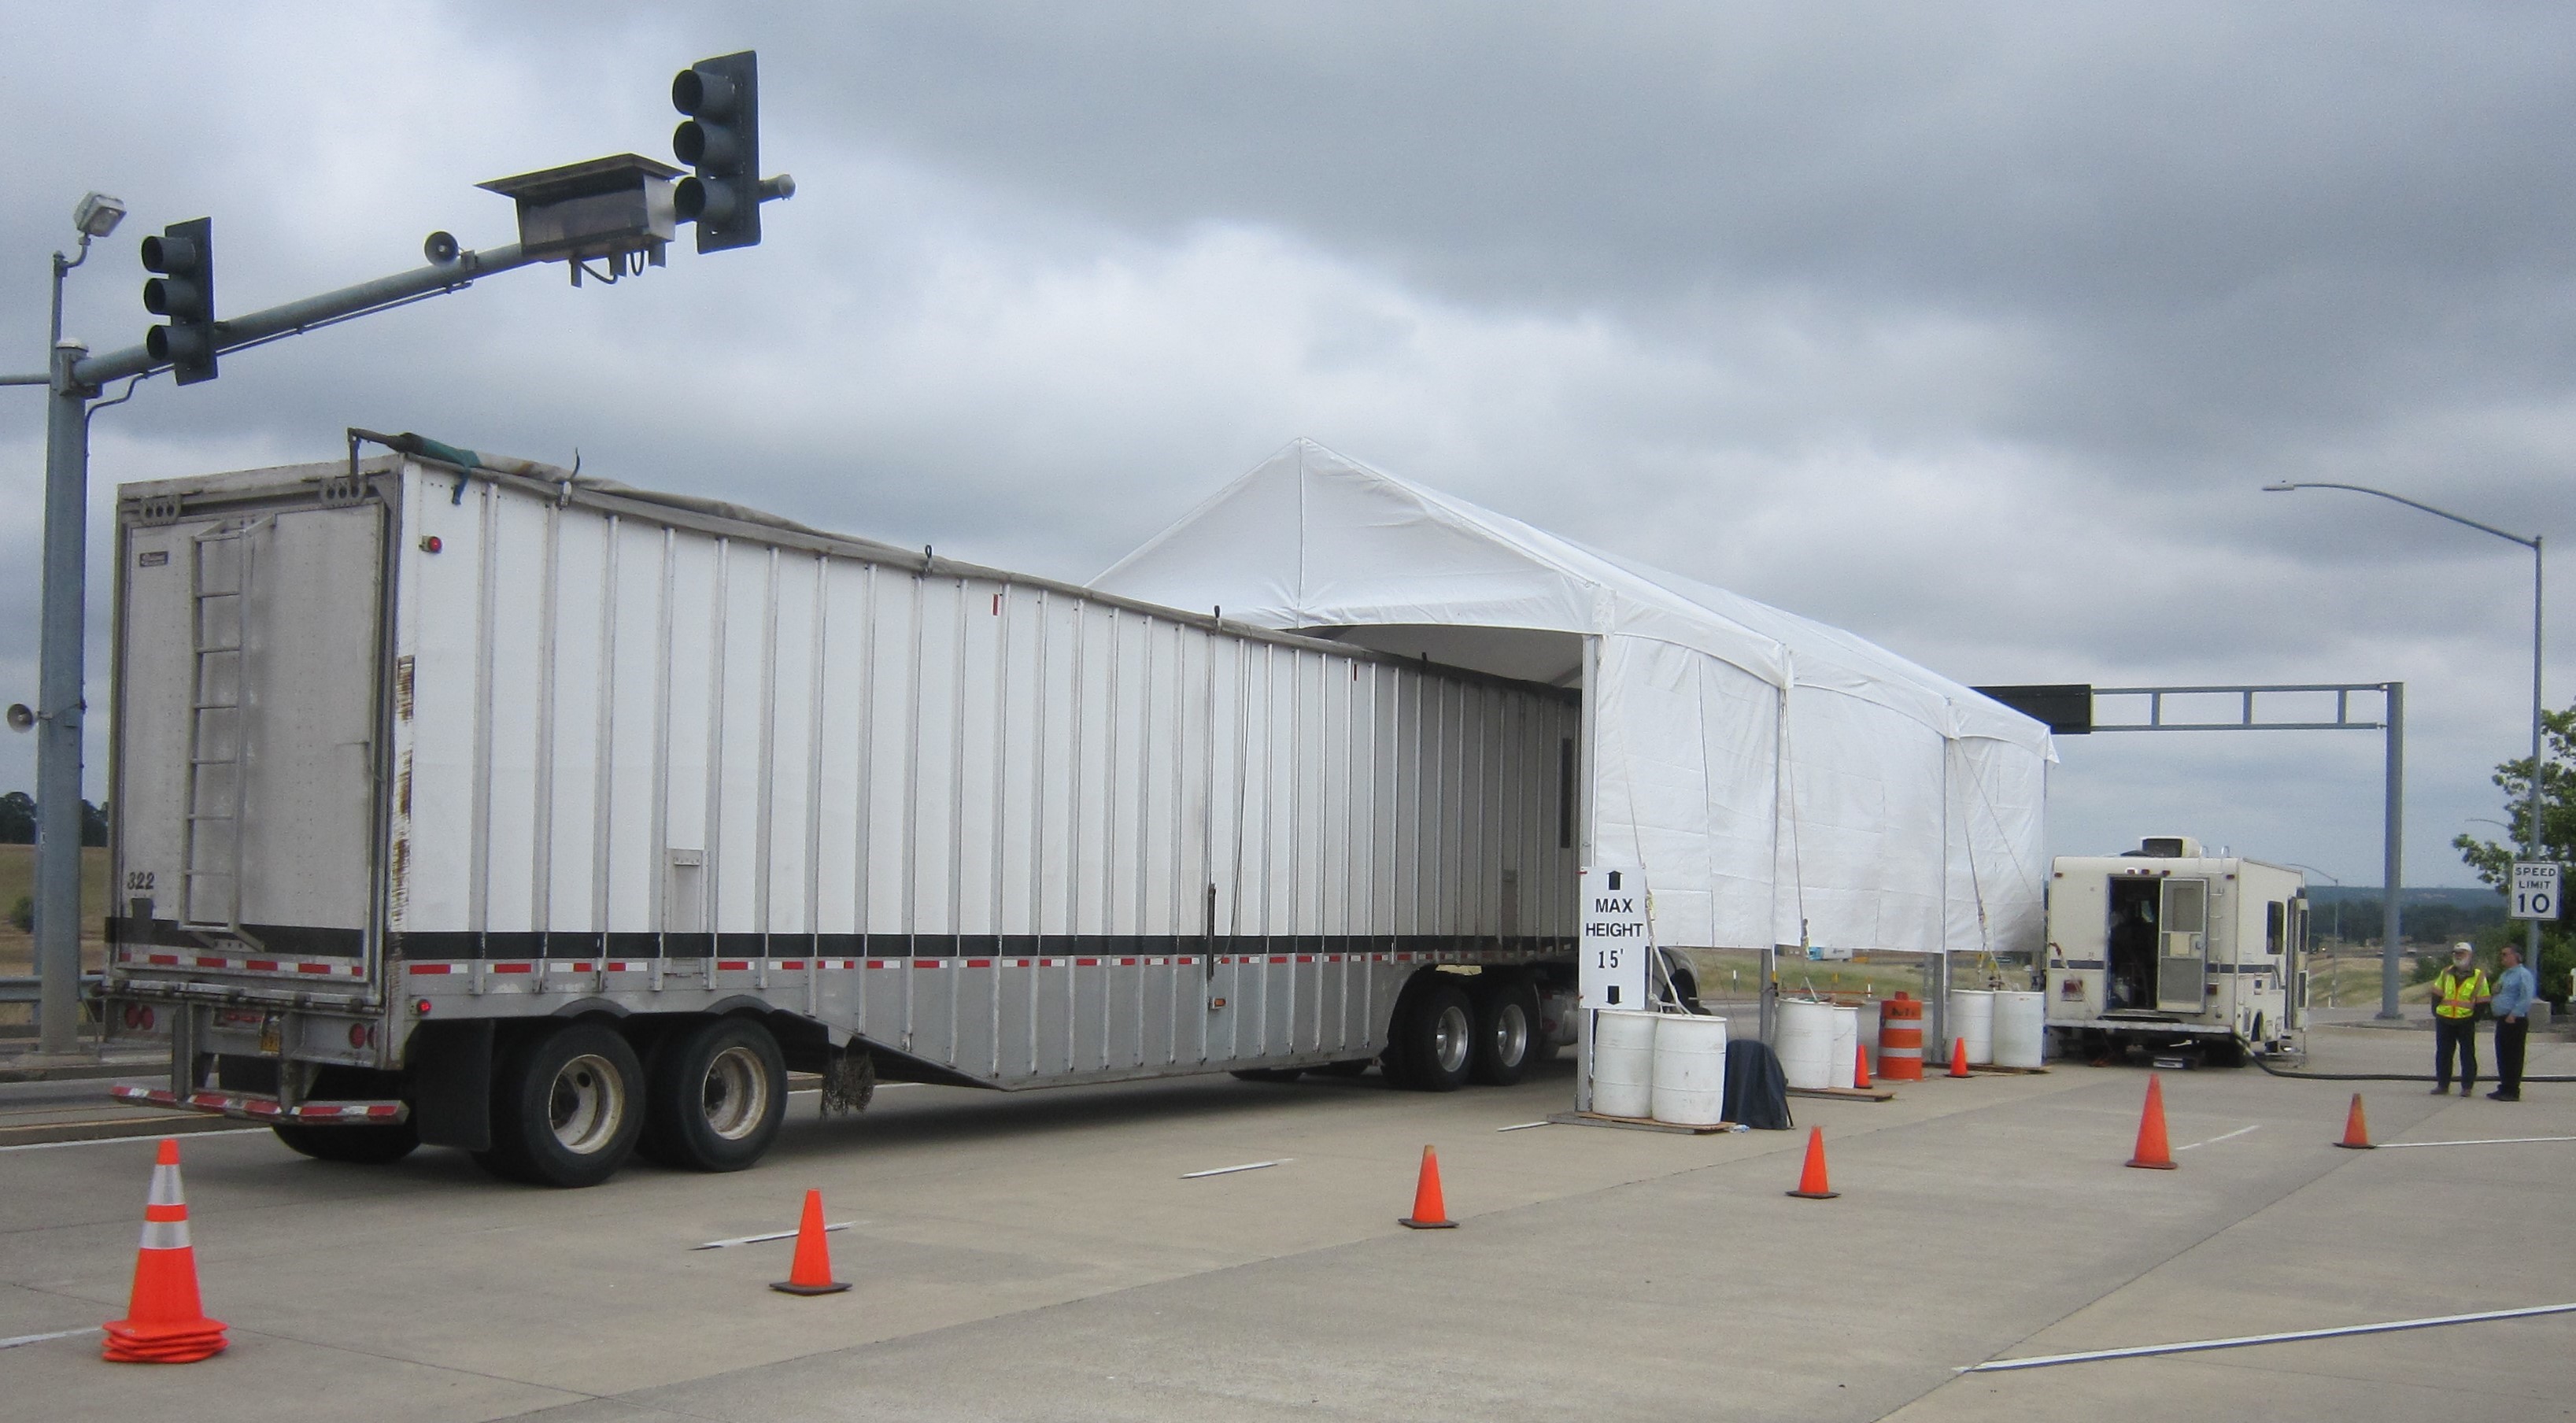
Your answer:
[2043,835,2308,1062]
[102,444,1584,1185]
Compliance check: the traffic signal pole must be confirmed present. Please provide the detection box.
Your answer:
[13,50,785,1056]
[31,336,90,1055]
[20,241,542,1056]
[71,241,537,389]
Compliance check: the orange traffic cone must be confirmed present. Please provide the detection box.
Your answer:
[1853,1044,1874,1089]
[1946,1036,1972,1078]
[771,1189,852,1295]
[2334,1092,2375,1150]
[2125,1074,2178,1170]
[102,1139,227,1363]
[1399,1145,1457,1229]
[1786,1126,1839,1199]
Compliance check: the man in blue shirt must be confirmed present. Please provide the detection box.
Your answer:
[2488,944,2537,1102]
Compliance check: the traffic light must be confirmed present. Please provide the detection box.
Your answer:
[142,218,218,385]
[671,51,761,253]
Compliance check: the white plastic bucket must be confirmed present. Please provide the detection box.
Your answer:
[1948,989,1996,1066]
[1650,1015,1729,1125]
[1591,1008,1660,1118]
[1776,998,1835,1091]
[1829,1006,1860,1089]
[1994,991,2046,1069]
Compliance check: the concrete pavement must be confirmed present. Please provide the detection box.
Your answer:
[4,1026,2571,1421]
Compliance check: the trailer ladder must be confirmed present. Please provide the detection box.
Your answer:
[179,519,270,947]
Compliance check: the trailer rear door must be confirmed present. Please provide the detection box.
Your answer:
[2155,877,2208,1012]
[116,501,387,978]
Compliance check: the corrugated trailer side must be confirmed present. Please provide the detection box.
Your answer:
[106,453,1581,1185]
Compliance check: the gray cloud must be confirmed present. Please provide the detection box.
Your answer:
[2,3,2567,887]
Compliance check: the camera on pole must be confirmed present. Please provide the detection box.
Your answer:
[671,51,764,252]
[142,217,218,385]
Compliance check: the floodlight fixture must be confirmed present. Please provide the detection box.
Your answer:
[73,192,126,238]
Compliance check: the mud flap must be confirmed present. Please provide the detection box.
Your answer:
[407,1019,494,1151]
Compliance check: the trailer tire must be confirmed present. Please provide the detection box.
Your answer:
[639,1017,788,1173]
[476,1021,644,1188]
[272,1120,419,1165]
[1469,976,1542,1086]
[1390,978,1475,1092]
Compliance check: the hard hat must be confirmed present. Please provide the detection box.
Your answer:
[2452,942,2474,955]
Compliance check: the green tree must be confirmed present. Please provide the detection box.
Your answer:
[0,791,31,844]
[2452,702,2576,1004]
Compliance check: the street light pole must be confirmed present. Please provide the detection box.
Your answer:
[2264,481,2547,1003]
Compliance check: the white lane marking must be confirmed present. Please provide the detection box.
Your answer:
[693,1222,860,1250]
[0,1128,268,1155]
[2380,1135,2576,1149]
[1495,1121,1551,1133]
[1961,1301,2576,1373]
[0,1326,102,1350]
[1181,1159,1288,1179]
[2175,1124,2261,1151]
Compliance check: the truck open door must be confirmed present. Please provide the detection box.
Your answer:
[2156,877,2208,1013]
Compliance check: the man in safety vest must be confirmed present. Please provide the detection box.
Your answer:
[2430,942,2491,1097]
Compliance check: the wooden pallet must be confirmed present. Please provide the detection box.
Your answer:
[1544,1110,1739,1136]
[1786,1085,1898,1102]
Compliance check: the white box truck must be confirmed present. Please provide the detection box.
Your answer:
[2044,835,2307,1062]
[101,443,1586,1185]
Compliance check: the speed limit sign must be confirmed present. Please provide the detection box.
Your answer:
[2511,862,2561,921]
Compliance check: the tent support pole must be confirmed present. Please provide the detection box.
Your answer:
[1759,943,1776,1044]
[1574,633,1601,1112]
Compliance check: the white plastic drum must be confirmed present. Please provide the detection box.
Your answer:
[1776,998,1836,1091]
[1994,991,2046,1069]
[1650,1015,1729,1125]
[1591,1008,1660,1118]
[1829,1006,1860,1089]
[1947,989,1996,1066]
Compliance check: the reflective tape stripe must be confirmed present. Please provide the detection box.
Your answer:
[146,1164,184,1207]
[139,1219,191,1251]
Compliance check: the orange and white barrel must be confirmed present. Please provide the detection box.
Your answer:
[1876,992,1925,1081]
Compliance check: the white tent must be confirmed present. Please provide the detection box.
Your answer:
[1093,439,2053,957]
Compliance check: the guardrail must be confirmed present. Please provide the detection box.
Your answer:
[0,975,102,1004]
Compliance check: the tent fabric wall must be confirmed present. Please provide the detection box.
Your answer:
[1094,439,2053,955]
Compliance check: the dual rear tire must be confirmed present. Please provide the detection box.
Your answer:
[1383,972,1542,1092]
[474,1015,787,1188]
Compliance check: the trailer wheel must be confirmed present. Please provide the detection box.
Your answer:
[1469,977,1542,1086]
[272,1119,419,1165]
[476,1021,644,1188]
[1390,978,1475,1092]
[640,1017,788,1173]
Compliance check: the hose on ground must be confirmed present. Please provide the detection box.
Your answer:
[2247,1033,2576,1084]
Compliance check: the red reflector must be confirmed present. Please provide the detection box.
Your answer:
[421,535,443,553]
[348,1022,371,1048]
[414,999,433,1015]
[138,1006,156,1031]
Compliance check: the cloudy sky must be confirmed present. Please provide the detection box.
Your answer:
[4,3,2569,890]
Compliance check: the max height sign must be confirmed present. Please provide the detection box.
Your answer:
[1576,864,1652,1111]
